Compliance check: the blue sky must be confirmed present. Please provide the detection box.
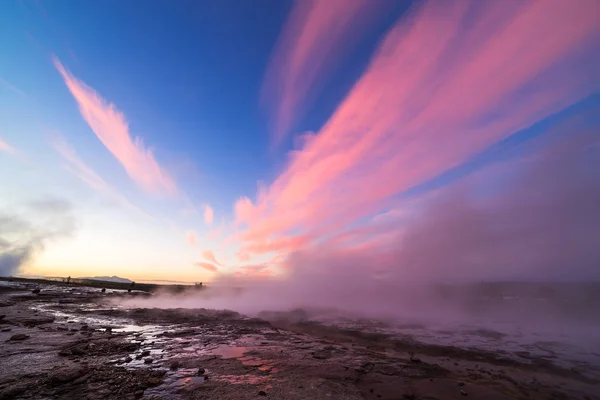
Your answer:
[1,0,599,282]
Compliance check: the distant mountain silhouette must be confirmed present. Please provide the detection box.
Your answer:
[78,275,132,284]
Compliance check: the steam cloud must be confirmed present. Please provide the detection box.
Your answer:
[0,198,77,276]
[122,129,600,323]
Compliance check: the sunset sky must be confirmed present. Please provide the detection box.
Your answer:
[1,0,599,283]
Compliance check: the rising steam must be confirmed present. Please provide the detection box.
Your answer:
[0,198,77,276]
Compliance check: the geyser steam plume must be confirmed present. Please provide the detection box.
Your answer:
[0,198,77,276]
[121,129,600,323]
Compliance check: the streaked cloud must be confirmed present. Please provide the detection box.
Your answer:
[53,57,177,196]
[195,261,218,273]
[0,77,27,98]
[238,0,600,258]
[201,250,220,266]
[0,138,16,155]
[186,230,198,247]
[51,135,149,218]
[203,204,214,225]
[262,0,390,146]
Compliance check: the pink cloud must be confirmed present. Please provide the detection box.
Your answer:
[186,231,198,248]
[53,57,177,196]
[195,262,218,273]
[262,0,390,146]
[238,0,600,259]
[0,138,16,155]
[202,250,221,266]
[203,204,214,225]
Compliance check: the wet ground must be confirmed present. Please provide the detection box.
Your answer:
[0,282,598,399]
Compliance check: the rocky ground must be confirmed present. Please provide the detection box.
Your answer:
[0,282,598,400]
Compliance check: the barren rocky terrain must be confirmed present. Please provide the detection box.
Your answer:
[0,282,598,400]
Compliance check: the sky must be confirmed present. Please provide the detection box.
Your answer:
[1,0,599,283]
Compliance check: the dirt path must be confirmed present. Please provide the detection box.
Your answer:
[0,283,598,400]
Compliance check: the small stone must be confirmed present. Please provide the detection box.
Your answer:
[0,315,5,320]
[258,390,267,396]
[32,288,41,294]
[170,361,180,370]
[146,377,163,386]
[461,389,468,396]
[49,366,86,384]
[197,368,205,375]
[8,334,30,341]
[1,328,11,332]
[124,356,133,363]
[141,350,151,357]
[101,288,106,293]
[144,358,153,364]
[80,325,89,330]
[134,390,144,398]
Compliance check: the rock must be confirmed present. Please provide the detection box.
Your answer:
[258,390,267,396]
[146,376,163,386]
[141,350,151,357]
[49,366,86,384]
[461,389,468,396]
[0,383,29,399]
[32,288,41,294]
[101,288,106,293]
[170,361,180,370]
[1,328,11,332]
[197,368,205,375]
[144,358,153,364]
[124,356,133,363]
[409,355,421,363]
[80,324,89,330]
[134,390,144,398]
[8,334,30,341]
[312,350,331,360]
[0,315,5,320]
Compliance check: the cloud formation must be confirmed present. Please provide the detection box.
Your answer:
[186,231,198,247]
[51,135,149,218]
[238,0,600,259]
[195,262,218,273]
[0,138,16,155]
[202,250,221,266]
[204,204,214,225]
[53,57,177,196]
[262,0,390,146]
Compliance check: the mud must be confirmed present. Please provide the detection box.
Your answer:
[0,282,598,399]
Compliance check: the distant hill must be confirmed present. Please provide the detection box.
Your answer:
[78,276,133,284]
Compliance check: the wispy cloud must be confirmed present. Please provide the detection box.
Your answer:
[53,57,177,196]
[195,262,218,273]
[203,204,214,225]
[202,250,221,266]
[186,230,198,247]
[0,138,16,155]
[262,0,390,147]
[238,0,600,259]
[0,77,27,98]
[51,135,150,218]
